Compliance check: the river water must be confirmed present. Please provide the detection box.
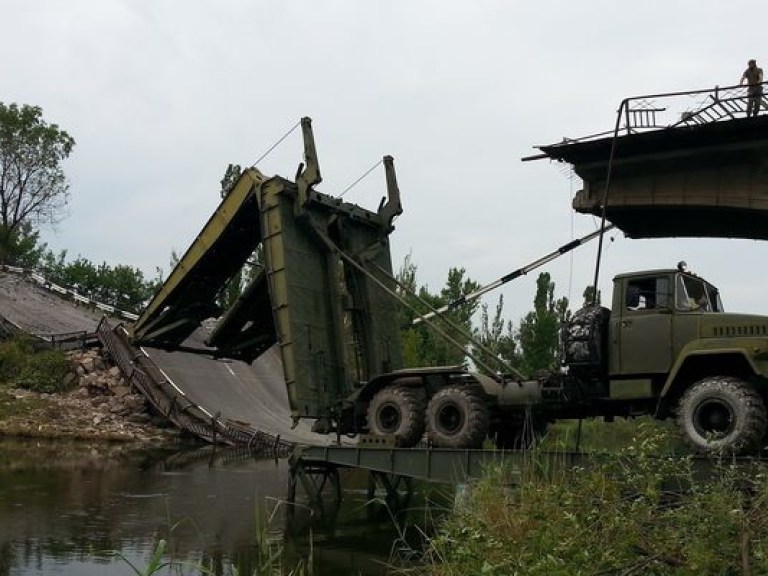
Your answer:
[0,440,443,576]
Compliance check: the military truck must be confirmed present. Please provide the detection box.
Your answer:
[357,263,768,455]
[132,117,768,456]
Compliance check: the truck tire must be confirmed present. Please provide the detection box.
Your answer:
[426,383,490,448]
[367,385,426,447]
[677,376,767,455]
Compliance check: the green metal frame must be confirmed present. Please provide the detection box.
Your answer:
[131,117,404,424]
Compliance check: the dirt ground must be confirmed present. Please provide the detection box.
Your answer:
[0,386,186,444]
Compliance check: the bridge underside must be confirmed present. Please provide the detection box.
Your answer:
[539,115,768,239]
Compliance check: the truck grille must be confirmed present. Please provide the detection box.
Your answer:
[713,324,768,337]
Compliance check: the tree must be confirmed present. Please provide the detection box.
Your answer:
[582,284,601,307]
[0,103,75,264]
[220,163,242,196]
[517,272,569,376]
[397,255,480,368]
[473,295,519,375]
[0,221,46,267]
[39,251,158,313]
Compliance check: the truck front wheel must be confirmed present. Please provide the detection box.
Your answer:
[426,383,490,448]
[677,376,767,455]
[367,385,426,447]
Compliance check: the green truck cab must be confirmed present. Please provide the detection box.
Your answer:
[545,264,768,453]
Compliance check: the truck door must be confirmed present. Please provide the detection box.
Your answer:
[616,275,673,375]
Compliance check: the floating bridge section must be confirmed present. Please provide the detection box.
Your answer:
[535,82,768,240]
[132,118,404,433]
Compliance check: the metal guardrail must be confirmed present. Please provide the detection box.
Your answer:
[157,445,273,471]
[0,264,139,321]
[547,81,768,146]
[96,317,296,457]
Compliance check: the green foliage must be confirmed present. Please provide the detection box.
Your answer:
[396,256,577,375]
[15,349,71,394]
[541,417,688,454]
[39,250,159,313]
[115,503,313,576]
[0,336,70,394]
[423,424,768,575]
[220,163,242,197]
[115,539,172,576]
[582,283,601,307]
[398,254,480,368]
[0,103,74,262]
[517,272,569,376]
[0,221,46,267]
[473,295,519,375]
[0,336,32,384]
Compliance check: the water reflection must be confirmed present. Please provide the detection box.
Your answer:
[0,440,444,575]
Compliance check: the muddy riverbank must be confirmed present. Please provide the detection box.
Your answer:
[0,346,188,445]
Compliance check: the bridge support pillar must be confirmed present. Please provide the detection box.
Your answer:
[367,471,413,509]
[288,459,341,511]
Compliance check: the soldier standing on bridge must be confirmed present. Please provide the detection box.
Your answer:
[741,59,764,117]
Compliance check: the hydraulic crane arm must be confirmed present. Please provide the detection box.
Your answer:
[412,224,615,325]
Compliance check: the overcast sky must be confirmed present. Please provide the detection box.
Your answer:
[3,1,768,324]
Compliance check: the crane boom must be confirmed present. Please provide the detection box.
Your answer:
[412,224,616,325]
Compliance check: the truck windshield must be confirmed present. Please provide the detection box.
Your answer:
[675,274,723,312]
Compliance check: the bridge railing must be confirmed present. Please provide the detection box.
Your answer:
[554,81,768,145]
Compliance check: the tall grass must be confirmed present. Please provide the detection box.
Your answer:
[418,423,768,575]
[0,335,70,393]
[115,499,313,576]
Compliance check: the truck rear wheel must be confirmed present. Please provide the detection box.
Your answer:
[367,385,426,447]
[426,383,490,448]
[677,376,767,455]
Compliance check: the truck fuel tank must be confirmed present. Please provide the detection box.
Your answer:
[474,373,543,407]
[498,378,544,407]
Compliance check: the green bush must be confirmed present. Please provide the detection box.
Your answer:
[15,349,71,393]
[0,336,71,393]
[0,336,35,385]
[422,424,768,575]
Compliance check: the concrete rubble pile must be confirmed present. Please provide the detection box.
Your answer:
[3,348,182,444]
[68,348,152,425]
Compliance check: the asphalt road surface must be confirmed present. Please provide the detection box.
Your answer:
[0,273,105,335]
[0,272,331,445]
[143,335,324,443]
